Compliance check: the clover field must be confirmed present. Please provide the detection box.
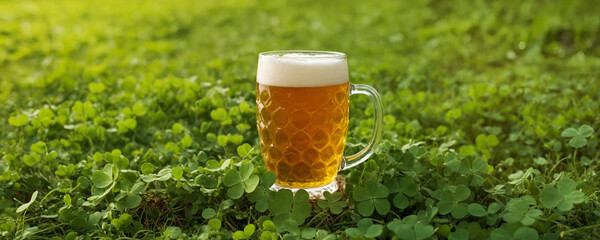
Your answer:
[1,0,600,239]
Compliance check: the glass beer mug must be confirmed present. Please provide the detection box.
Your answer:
[256,50,383,197]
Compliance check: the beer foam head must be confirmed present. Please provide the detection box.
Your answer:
[257,51,349,87]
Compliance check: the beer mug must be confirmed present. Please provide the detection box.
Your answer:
[256,50,383,196]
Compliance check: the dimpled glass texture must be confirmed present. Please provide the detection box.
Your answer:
[256,82,349,188]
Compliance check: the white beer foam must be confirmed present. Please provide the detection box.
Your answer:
[257,53,349,87]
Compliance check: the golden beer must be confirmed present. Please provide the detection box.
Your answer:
[256,82,349,188]
[256,50,382,197]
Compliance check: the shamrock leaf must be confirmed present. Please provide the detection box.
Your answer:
[30,141,47,154]
[232,224,255,240]
[141,163,155,174]
[437,185,471,219]
[502,196,541,226]
[92,169,113,188]
[540,178,585,211]
[0,160,8,175]
[317,191,347,214]
[443,154,487,185]
[163,226,182,239]
[353,180,390,216]
[88,82,106,93]
[23,153,41,167]
[210,108,228,121]
[72,101,96,121]
[268,189,311,231]
[467,203,488,217]
[386,176,417,210]
[561,125,595,148]
[345,218,383,238]
[16,191,38,213]
[476,134,499,148]
[111,213,133,230]
[8,114,28,127]
[132,102,148,116]
[247,171,276,212]
[387,215,434,240]
[223,162,260,199]
[208,219,221,231]
[237,143,254,158]
[89,164,118,201]
[490,225,539,240]
[171,167,183,180]
[448,228,468,240]
[125,195,142,209]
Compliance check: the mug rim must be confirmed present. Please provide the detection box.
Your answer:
[259,50,346,59]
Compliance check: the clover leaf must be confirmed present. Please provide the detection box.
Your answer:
[267,189,311,231]
[247,171,276,212]
[223,162,260,199]
[237,143,254,159]
[475,134,499,148]
[437,185,471,218]
[208,219,221,231]
[141,167,173,182]
[132,102,148,116]
[443,154,488,186]
[490,225,539,240]
[0,160,8,175]
[353,180,390,216]
[448,228,468,240]
[210,108,228,121]
[232,224,255,240]
[345,218,383,238]
[540,178,585,211]
[205,159,231,172]
[16,191,38,213]
[163,226,182,239]
[387,215,434,240]
[8,114,28,127]
[385,176,417,210]
[111,213,133,230]
[30,141,47,154]
[23,153,41,167]
[317,191,347,214]
[561,125,595,148]
[259,220,281,240]
[141,162,155,174]
[92,169,112,188]
[88,82,106,93]
[171,167,183,180]
[467,203,488,217]
[502,196,541,226]
[89,164,118,201]
[114,182,144,211]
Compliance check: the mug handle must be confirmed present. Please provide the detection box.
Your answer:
[341,83,383,170]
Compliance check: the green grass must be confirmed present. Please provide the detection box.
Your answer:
[1,0,600,239]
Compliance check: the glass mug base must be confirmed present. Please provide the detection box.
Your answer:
[269,180,338,199]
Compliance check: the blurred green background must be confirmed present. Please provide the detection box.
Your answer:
[2,0,599,84]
